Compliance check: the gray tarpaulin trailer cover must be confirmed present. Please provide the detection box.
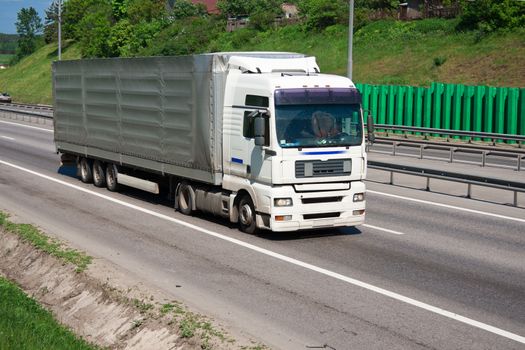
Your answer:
[53,54,227,185]
[52,53,306,185]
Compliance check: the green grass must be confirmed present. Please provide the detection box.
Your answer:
[211,19,525,88]
[0,41,80,104]
[0,211,92,272]
[0,276,98,350]
[0,53,14,65]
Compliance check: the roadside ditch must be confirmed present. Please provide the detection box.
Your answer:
[0,210,265,350]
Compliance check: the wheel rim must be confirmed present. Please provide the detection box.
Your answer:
[93,162,104,185]
[239,202,253,226]
[179,187,190,210]
[94,165,101,183]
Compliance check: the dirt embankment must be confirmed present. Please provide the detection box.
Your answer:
[0,227,256,349]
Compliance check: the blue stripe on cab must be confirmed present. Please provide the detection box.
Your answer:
[231,157,243,164]
[301,150,346,155]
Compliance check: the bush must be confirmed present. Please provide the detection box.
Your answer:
[299,0,348,31]
[249,11,275,31]
[171,0,207,19]
[433,56,446,67]
[458,0,525,32]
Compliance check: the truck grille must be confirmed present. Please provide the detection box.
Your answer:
[295,159,351,178]
[303,212,341,220]
[301,197,343,204]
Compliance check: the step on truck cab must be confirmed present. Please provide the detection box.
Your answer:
[53,52,370,233]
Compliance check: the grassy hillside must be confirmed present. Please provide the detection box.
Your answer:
[0,19,523,104]
[213,19,525,87]
[0,41,80,104]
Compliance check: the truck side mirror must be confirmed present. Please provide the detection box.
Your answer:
[251,110,269,147]
[254,115,266,147]
[367,114,375,144]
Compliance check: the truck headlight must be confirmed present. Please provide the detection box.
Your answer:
[274,198,293,207]
[353,193,365,202]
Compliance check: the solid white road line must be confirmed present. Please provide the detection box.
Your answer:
[1,136,15,141]
[0,158,523,345]
[363,224,405,235]
[0,120,53,132]
[368,190,525,224]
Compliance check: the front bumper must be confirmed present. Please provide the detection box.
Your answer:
[254,181,366,232]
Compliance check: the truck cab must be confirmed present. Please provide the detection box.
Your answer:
[221,55,366,232]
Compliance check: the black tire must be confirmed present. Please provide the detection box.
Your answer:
[238,195,257,234]
[105,163,120,192]
[177,183,194,216]
[79,158,93,183]
[93,160,106,188]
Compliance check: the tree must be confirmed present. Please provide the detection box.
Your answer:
[44,0,60,44]
[458,0,525,32]
[298,0,348,31]
[217,0,255,16]
[77,4,114,57]
[15,7,43,59]
[62,0,109,40]
[126,0,168,24]
[171,0,208,19]
[354,0,398,10]
[217,0,284,17]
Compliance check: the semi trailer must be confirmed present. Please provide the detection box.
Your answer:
[52,52,373,233]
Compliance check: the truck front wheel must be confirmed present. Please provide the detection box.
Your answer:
[238,195,256,234]
[79,158,93,183]
[93,160,106,188]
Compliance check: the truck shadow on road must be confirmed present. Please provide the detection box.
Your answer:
[254,226,362,241]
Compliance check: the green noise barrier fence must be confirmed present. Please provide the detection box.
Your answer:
[355,82,525,143]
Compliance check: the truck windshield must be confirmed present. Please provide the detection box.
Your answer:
[275,104,363,148]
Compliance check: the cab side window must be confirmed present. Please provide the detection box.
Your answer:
[242,95,270,146]
[243,94,269,139]
[245,95,269,108]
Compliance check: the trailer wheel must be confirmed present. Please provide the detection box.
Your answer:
[79,158,93,183]
[238,195,256,234]
[93,160,106,188]
[177,183,194,216]
[106,164,120,192]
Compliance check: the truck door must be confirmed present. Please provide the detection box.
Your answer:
[228,94,272,184]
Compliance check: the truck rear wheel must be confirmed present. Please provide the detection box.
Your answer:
[93,160,106,188]
[79,158,93,183]
[238,195,256,234]
[177,183,194,216]
[106,164,120,192]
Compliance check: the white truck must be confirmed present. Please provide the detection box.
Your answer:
[53,52,372,233]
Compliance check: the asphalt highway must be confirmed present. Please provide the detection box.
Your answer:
[1,119,524,350]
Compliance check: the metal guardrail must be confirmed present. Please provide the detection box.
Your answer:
[374,124,525,145]
[372,139,524,171]
[0,105,53,119]
[0,102,53,110]
[368,160,525,207]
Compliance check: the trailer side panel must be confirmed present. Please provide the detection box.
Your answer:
[53,55,223,185]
